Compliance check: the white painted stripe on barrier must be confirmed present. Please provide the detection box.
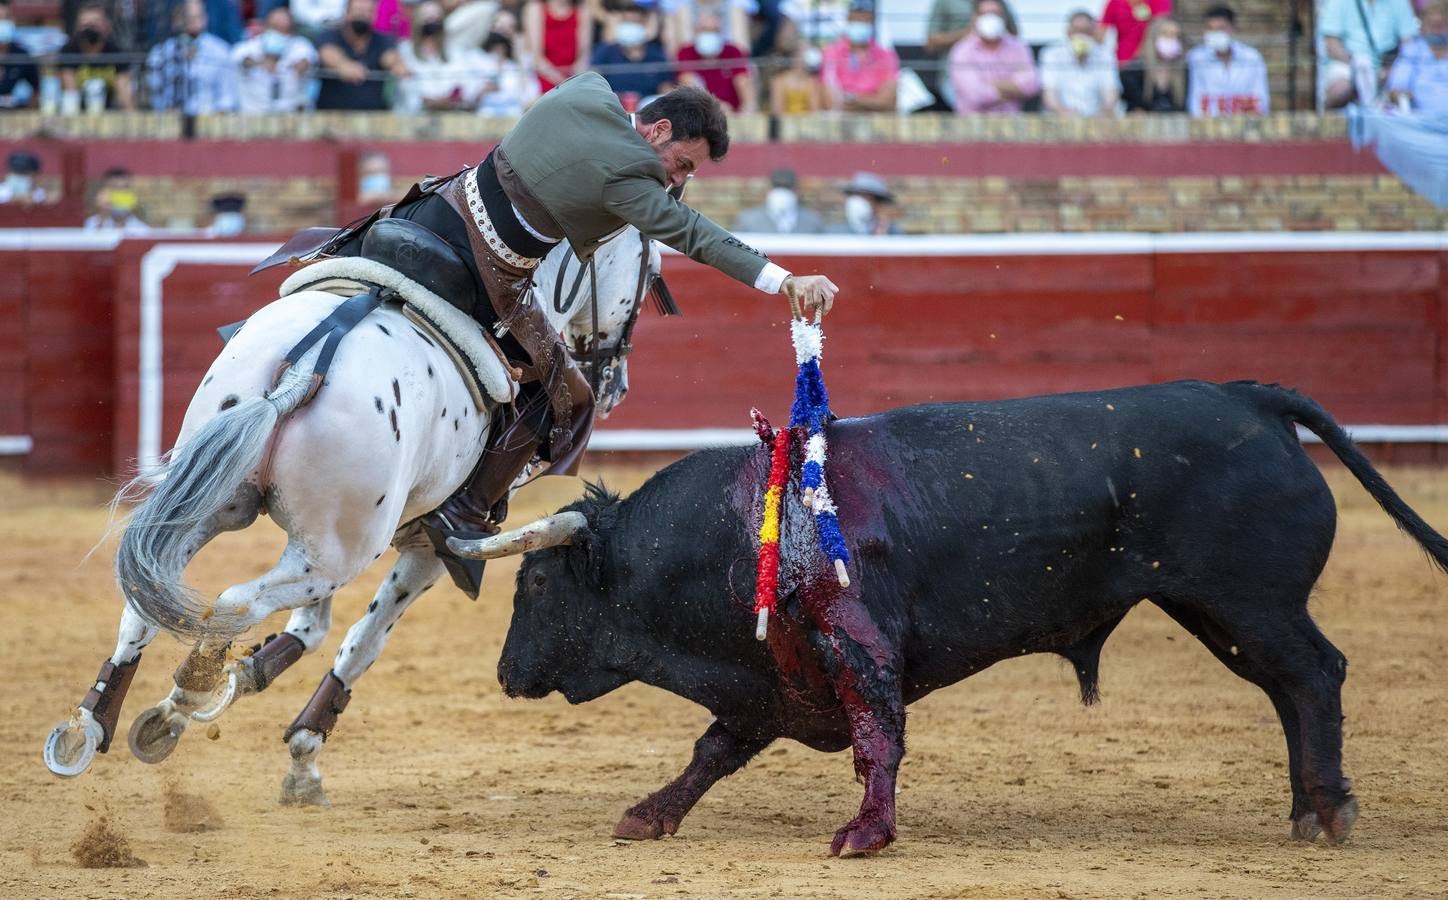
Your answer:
[0,435,34,454]
[137,243,275,469]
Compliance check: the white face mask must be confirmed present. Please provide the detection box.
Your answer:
[845,21,873,45]
[694,30,723,57]
[802,45,823,71]
[359,172,391,195]
[975,12,1006,40]
[615,21,647,48]
[844,194,873,232]
[1154,35,1182,59]
[261,30,289,55]
[5,173,32,196]
[765,187,797,220]
[1204,29,1231,52]
[211,212,246,236]
[0,20,16,43]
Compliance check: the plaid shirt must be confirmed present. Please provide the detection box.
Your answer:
[146,32,239,113]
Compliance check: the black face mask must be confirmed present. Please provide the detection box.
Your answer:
[79,26,103,44]
[347,18,371,37]
[419,20,442,37]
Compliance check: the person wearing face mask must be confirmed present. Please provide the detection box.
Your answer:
[234,7,319,114]
[770,40,827,114]
[677,6,755,111]
[58,2,135,111]
[826,172,900,236]
[477,30,541,114]
[395,0,488,110]
[0,151,45,205]
[589,3,674,102]
[259,77,840,592]
[1386,0,1448,113]
[948,0,1039,115]
[1186,4,1267,117]
[659,0,753,58]
[1096,0,1171,111]
[734,168,824,233]
[356,149,395,204]
[316,0,411,109]
[1140,15,1185,111]
[820,0,897,112]
[145,0,239,113]
[83,167,150,233]
[1040,10,1119,117]
[206,193,248,237]
[0,0,39,110]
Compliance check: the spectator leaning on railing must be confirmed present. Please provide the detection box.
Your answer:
[677,6,754,111]
[146,0,240,113]
[0,0,39,109]
[316,0,410,110]
[1097,0,1171,111]
[820,0,898,112]
[1186,4,1267,117]
[1140,14,1185,111]
[395,0,486,111]
[660,0,753,57]
[1387,0,1448,113]
[235,7,318,114]
[478,30,540,115]
[590,2,673,105]
[949,0,1038,115]
[1320,0,1418,109]
[59,1,135,111]
[1040,9,1120,116]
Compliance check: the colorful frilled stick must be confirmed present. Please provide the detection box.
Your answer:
[753,295,852,640]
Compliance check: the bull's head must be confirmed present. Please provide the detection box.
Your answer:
[448,490,633,703]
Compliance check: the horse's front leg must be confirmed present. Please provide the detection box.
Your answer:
[281,547,444,806]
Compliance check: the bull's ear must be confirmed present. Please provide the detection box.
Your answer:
[565,527,605,587]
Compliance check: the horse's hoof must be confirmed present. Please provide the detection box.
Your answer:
[279,773,329,807]
[1290,812,1322,842]
[1320,796,1358,846]
[188,669,239,723]
[43,710,104,777]
[128,705,185,764]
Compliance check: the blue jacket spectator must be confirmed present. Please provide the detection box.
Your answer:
[1386,1,1448,114]
[590,4,674,103]
[147,0,240,113]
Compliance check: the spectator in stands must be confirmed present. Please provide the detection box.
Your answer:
[1320,0,1418,109]
[477,30,540,113]
[292,0,349,35]
[1387,0,1448,112]
[948,0,1038,115]
[1186,5,1268,117]
[356,149,395,203]
[660,0,752,57]
[0,0,39,109]
[677,6,755,110]
[83,167,150,233]
[770,40,826,113]
[0,151,45,205]
[525,0,591,93]
[395,0,487,110]
[924,0,1006,105]
[590,3,673,104]
[316,0,410,110]
[820,0,898,112]
[206,192,247,235]
[734,168,824,233]
[1140,14,1185,111]
[146,0,240,114]
[829,171,900,235]
[234,7,318,114]
[58,2,135,111]
[1040,9,1119,116]
[1097,0,1171,111]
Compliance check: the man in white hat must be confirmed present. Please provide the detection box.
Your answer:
[828,171,901,235]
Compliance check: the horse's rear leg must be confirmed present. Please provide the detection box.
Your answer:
[280,547,444,806]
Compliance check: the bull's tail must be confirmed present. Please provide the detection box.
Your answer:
[1266,384,1448,575]
[113,342,324,640]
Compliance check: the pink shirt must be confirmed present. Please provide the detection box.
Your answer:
[949,33,1040,114]
[820,38,900,99]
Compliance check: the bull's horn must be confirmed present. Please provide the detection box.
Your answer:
[446,511,589,560]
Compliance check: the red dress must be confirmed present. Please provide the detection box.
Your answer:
[539,4,580,93]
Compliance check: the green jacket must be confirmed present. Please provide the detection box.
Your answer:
[500,72,771,288]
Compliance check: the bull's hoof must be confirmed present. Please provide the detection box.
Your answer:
[1290,812,1322,842]
[279,772,329,807]
[128,705,185,765]
[613,813,669,841]
[829,815,896,858]
[1319,796,1358,846]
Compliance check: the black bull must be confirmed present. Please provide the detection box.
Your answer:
[495,381,1448,856]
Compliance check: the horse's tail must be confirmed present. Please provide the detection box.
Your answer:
[114,342,324,640]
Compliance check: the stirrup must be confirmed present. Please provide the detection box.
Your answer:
[419,514,497,600]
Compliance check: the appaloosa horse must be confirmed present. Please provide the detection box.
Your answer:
[43,226,665,805]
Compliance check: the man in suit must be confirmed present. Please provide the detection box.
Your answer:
[733,168,825,234]
[273,72,840,593]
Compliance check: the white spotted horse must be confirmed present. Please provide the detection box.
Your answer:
[43,223,671,805]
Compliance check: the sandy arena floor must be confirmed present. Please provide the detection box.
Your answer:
[2,464,1447,899]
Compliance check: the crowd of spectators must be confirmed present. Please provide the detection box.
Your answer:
[0,0,1441,118]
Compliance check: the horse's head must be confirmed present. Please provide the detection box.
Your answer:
[535,227,662,419]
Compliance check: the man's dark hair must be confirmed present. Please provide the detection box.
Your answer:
[1203,4,1235,24]
[102,166,132,181]
[637,87,730,162]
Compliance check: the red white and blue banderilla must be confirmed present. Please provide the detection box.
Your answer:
[753,310,852,640]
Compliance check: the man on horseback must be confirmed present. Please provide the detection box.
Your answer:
[264,73,840,595]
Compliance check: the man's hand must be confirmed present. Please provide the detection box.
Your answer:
[783,274,840,319]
